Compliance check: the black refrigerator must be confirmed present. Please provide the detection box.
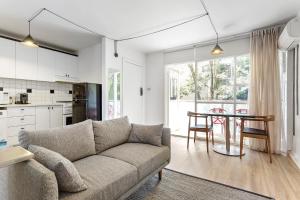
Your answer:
[72,83,102,123]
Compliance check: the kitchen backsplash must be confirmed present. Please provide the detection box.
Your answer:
[0,78,72,104]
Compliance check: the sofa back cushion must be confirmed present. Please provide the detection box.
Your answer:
[19,120,96,161]
[93,116,131,153]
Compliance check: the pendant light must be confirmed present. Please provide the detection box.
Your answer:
[211,34,223,55]
[22,21,38,47]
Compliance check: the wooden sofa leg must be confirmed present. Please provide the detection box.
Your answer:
[158,170,162,180]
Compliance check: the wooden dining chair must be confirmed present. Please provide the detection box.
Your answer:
[239,115,275,163]
[187,111,214,153]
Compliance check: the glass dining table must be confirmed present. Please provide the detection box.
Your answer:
[201,112,257,156]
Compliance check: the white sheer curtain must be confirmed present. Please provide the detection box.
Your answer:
[248,26,283,154]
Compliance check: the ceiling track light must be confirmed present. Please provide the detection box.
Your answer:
[22,8,103,49]
[22,21,38,48]
[114,40,119,57]
[211,34,224,55]
[199,0,224,55]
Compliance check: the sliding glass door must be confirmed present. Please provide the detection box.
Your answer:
[167,54,250,143]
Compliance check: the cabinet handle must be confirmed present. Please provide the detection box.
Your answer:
[20,109,24,111]
[20,118,24,120]
[52,107,54,110]
[20,128,24,130]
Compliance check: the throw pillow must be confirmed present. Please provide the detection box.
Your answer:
[128,124,163,146]
[28,145,88,193]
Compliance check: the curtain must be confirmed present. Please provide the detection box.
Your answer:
[248,26,282,153]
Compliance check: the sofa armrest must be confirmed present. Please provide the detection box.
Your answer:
[0,159,58,200]
[162,127,171,149]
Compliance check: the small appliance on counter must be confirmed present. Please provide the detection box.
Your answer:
[0,92,9,105]
[15,93,29,104]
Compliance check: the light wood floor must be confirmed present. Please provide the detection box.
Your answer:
[166,136,300,200]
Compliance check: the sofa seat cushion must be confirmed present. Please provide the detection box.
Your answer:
[100,143,170,180]
[60,155,138,200]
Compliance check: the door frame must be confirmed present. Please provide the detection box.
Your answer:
[122,58,146,123]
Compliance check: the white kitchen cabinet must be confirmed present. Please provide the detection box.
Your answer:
[35,106,50,130]
[37,48,56,82]
[6,106,36,146]
[55,52,79,82]
[0,110,7,140]
[7,124,35,146]
[78,43,102,84]
[36,105,62,130]
[50,106,63,128]
[0,38,15,79]
[15,42,38,80]
[7,106,35,117]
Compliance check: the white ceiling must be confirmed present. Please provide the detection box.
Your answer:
[0,0,299,53]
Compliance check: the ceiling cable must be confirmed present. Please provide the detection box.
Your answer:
[25,4,220,56]
[199,0,218,38]
[116,12,208,42]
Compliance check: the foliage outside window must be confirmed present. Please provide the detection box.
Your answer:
[179,55,250,102]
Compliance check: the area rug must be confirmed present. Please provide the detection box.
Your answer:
[127,169,274,200]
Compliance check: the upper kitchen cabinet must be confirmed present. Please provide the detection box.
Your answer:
[0,38,15,79]
[78,43,102,84]
[37,48,56,82]
[55,52,79,82]
[15,42,38,80]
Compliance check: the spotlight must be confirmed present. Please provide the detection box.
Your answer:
[114,40,118,57]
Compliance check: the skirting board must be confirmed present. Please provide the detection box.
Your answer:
[289,151,300,169]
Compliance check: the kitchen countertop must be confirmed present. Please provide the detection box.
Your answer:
[0,103,65,108]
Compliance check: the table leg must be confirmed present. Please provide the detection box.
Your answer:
[213,116,245,156]
[225,116,230,152]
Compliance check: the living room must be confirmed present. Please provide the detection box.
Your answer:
[0,0,300,200]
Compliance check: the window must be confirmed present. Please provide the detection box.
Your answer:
[168,54,250,142]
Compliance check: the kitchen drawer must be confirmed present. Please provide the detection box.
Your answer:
[7,107,36,117]
[7,115,35,127]
[7,124,35,137]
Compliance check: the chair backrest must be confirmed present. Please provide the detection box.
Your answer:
[187,111,207,118]
[187,111,212,126]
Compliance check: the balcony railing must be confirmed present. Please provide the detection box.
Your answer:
[169,99,248,143]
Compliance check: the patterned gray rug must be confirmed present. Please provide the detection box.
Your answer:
[127,169,274,200]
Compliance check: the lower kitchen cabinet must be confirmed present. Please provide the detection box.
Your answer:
[36,105,63,130]
[50,106,63,128]
[6,106,36,146]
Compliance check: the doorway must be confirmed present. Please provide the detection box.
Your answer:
[122,60,145,123]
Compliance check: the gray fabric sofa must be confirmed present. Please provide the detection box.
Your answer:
[0,118,171,200]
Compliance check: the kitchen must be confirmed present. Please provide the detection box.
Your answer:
[0,36,102,147]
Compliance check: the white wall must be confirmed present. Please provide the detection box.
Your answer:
[78,42,102,84]
[101,37,146,120]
